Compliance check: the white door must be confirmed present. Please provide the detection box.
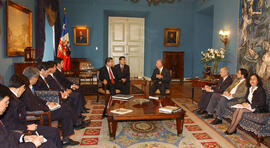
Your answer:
[108,17,145,77]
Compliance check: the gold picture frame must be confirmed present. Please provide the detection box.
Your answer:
[6,0,32,57]
[164,28,180,47]
[73,26,89,46]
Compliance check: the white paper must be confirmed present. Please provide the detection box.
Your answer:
[149,96,159,100]
[222,95,233,100]
[231,104,255,112]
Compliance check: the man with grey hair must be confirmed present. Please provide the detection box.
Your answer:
[195,66,233,115]
[150,59,171,96]
[21,66,88,146]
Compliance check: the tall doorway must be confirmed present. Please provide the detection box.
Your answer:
[108,16,145,77]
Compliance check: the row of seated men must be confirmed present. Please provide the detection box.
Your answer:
[99,57,171,118]
[194,67,267,135]
[0,58,92,147]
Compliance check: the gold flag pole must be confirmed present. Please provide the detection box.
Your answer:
[64,8,66,14]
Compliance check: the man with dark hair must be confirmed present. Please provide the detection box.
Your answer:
[45,61,87,115]
[99,57,118,95]
[1,74,63,147]
[0,84,57,148]
[195,67,233,114]
[22,66,88,146]
[203,68,249,125]
[114,56,130,94]
[150,59,171,96]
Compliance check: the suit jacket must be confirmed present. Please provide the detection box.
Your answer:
[114,64,130,83]
[45,75,63,91]
[225,79,247,101]
[33,76,50,91]
[1,94,27,131]
[99,66,116,85]
[20,88,49,112]
[212,75,233,93]
[245,86,267,113]
[54,69,73,89]
[0,126,35,148]
[151,67,171,88]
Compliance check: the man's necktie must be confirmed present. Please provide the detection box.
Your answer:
[109,68,115,84]
[121,66,124,73]
[0,120,4,127]
[227,80,241,92]
[31,87,35,94]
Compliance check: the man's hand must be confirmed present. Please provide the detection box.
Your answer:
[223,91,231,97]
[60,92,69,99]
[204,85,212,92]
[242,102,249,107]
[156,74,163,79]
[65,89,72,94]
[27,124,37,131]
[71,84,79,90]
[121,78,126,83]
[46,102,58,108]
[103,79,107,85]
[31,136,44,147]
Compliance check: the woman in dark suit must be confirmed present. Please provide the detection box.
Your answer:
[225,74,267,135]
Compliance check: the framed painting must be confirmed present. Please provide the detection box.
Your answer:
[73,26,89,45]
[164,28,180,47]
[6,0,32,57]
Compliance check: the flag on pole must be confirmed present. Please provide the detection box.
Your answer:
[57,9,71,71]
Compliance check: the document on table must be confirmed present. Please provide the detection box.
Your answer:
[231,104,255,112]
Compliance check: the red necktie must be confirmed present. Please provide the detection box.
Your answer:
[109,68,115,84]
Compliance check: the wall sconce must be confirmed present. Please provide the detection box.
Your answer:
[219,30,230,48]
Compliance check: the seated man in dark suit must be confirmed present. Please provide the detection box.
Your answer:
[195,66,233,115]
[99,57,119,95]
[150,59,171,96]
[46,61,87,115]
[114,56,130,94]
[22,67,89,146]
[2,74,64,147]
[0,84,57,148]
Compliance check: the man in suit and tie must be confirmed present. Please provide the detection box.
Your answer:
[195,66,233,115]
[203,68,248,124]
[114,56,130,94]
[99,57,119,95]
[150,59,171,96]
[0,84,58,148]
[22,67,90,146]
[2,74,65,147]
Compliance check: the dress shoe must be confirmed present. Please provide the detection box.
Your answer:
[81,109,89,113]
[193,108,201,113]
[83,107,90,110]
[210,118,222,125]
[197,110,207,115]
[224,129,237,135]
[201,114,213,119]
[62,138,80,146]
[79,115,86,120]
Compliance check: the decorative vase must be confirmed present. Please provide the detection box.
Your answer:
[212,61,219,75]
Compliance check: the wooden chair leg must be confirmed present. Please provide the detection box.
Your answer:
[96,93,99,102]
[257,136,263,146]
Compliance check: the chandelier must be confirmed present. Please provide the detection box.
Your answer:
[127,0,206,6]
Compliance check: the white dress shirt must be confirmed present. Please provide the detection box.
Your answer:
[106,66,115,79]
[230,79,245,95]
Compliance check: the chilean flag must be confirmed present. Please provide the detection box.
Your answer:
[57,13,71,71]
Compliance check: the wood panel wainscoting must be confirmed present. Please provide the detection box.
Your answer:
[163,51,184,81]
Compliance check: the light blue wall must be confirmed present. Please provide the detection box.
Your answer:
[43,15,54,61]
[194,0,240,74]
[0,0,36,84]
[59,0,195,77]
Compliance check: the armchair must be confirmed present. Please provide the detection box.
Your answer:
[26,111,52,127]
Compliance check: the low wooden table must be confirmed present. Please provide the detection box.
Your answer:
[191,79,218,103]
[107,97,185,140]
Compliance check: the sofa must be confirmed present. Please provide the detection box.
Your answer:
[223,79,270,145]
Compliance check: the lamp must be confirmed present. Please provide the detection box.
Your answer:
[219,30,230,49]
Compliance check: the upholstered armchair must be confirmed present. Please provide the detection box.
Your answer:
[223,79,270,146]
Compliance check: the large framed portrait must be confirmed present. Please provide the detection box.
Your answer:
[6,0,32,57]
[164,28,180,47]
[73,26,89,46]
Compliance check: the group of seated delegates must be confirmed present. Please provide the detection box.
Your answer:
[194,67,267,135]
[0,84,58,148]
[150,59,171,96]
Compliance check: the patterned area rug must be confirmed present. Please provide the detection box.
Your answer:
[173,97,264,148]
[67,98,235,148]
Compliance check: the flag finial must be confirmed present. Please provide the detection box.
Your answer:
[64,8,66,14]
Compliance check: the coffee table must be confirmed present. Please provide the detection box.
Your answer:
[107,97,185,140]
